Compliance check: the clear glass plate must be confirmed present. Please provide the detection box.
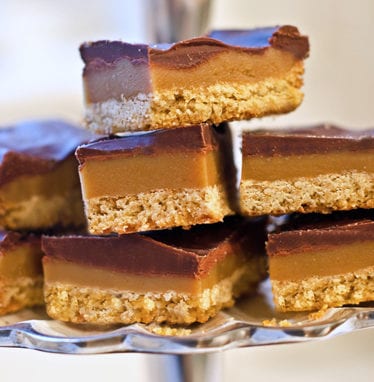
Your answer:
[0,280,373,355]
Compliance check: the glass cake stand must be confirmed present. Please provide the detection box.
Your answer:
[1,280,373,381]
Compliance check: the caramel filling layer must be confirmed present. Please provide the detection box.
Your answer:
[269,241,374,281]
[242,150,374,181]
[84,60,151,103]
[43,253,247,294]
[151,49,299,90]
[0,157,80,203]
[0,244,43,279]
[80,151,221,199]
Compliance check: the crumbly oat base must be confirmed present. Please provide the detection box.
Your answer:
[0,277,44,315]
[0,189,86,231]
[44,262,264,325]
[145,324,192,336]
[272,266,374,312]
[84,64,304,133]
[84,93,152,134]
[239,171,374,216]
[85,185,232,234]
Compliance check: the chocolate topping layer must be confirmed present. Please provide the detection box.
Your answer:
[76,124,218,163]
[267,211,374,257]
[80,41,149,65]
[242,124,374,157]
[0,120,97,185]
[42,217,265,278]
[148,216,265,256]
[80,25,309,74]
[43,234,199,277]
[209,25,309,60]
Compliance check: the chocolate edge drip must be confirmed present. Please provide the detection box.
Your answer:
[270,25,310,60]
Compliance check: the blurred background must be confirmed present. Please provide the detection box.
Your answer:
[1,0,374,381]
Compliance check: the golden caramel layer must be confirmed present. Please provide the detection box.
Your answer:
[43,253,247,295]
[80,151,221,199]
[0,244,43,279]
[242,150,374,181]
[151,49,299,91]
[84,60,151,103]
[269,241,374,281]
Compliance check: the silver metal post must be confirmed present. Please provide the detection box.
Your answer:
[148,352,223,382]
[145,0,211,43]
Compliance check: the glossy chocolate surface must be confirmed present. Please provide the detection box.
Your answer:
[210,26,308,59]
[242,124,374,157]
[80,41,149,66]
[80,25,309,74]
[42,217,265,278]
[267,211,374,257]
[76,124,218,163]
[0,120,97,185]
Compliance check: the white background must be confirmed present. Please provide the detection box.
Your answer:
[0,1,373,381]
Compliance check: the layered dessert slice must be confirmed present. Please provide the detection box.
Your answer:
[267,211,374,312]
[0,120,96,230]
[80,25,309,134]
[240,124,374,216]
[76,124,235,234]
[42,217,267,325]
[0,231,44,315]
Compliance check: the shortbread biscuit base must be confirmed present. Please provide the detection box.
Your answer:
[44,261,265,325]
[0,189,86,231]
[272,266,374,312]
[84,64,304,134]
[0,277,44,315]
[239,171,374,216]
[86,185,233,234]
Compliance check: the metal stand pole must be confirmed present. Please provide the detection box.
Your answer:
[148,352,223,382]
[145,0,212,43]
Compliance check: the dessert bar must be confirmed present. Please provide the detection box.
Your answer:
[42,217,267,325]
[0,231,43,315]
[80,26,309,133]
[0,120,95,231]
[240,124,374,216]
[76,124,235,234]
[267,211,374,311]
